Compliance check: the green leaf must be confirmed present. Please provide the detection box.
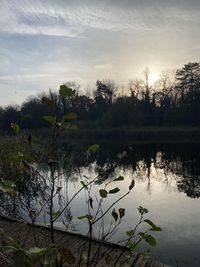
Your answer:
[139,233,157,247]
[99,189,108,198]
[0,180,16,196]
[114,176,124,181]
[46,210,61,219]
[88,144,100,153]
[8,152,24,162]
[63,112,78,121]
[86,214,93,221]
[43,116,56,126]
[28,247,46,255]
[43,250,56,266]
[80,181,88,189]
[12,252,33,267]
[144,219,162,231]
[59,85,75,97]
[109,187,120,194]
[138,206,148,215]
[78,214,93,221]
[129,179,135,191]
[78,215,87,220]
[11,123,20,134]
[52,211,61,218]
[126,230,134,237]
[128,241,137,251]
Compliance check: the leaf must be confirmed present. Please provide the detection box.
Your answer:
[109,187,120,194]
[41,96,54,108]
[43,250,56,266]
[88,144,100,153]
[80,181,88,189]
[126,230,134,237]
[11,123,20,134]
[129,180,135,191]
[99,189,108,198]
[138,206,148,215]
[58,247,76,264]
[46,211,61,219]
[111,209,118,222]
[43,116,56,126]
[118,208,125,219]
[139,233,157,247]
[144,219,162,231]
[52,211,61,219]
[128,241,137,251]
[114,176,124,181]
[0,180,16,196]
[86,214,93,221]
[59,85,75,97]
[63,112,78,121]
[78,215,87,220]
[78,214,93,221]
[8,152,24,161]
[89,197,93,209]
[12,251,32,267]
[28,247,46,255]
[105,254,112,265]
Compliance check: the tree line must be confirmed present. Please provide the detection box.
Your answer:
[1,62,200,130]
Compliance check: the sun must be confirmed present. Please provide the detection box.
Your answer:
[148,72,159,86]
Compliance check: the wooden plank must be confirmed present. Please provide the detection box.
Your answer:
[0,216,170,267]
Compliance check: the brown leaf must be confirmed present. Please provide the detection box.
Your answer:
[118,208,125,219]
[111,209,118,222]
[58,247,76,265]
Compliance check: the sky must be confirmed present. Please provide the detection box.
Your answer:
[0,0,200,106]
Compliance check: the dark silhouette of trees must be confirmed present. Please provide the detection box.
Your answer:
[1,62,200,130]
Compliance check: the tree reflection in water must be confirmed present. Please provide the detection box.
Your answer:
[1,142,200,222]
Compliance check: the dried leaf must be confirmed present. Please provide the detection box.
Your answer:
[118,208,125,219]
[58,247,76,264]
[111,209,118,222]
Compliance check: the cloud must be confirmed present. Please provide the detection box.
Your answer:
[1,0,200,38]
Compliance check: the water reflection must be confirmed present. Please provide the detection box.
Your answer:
[1,143,200,216]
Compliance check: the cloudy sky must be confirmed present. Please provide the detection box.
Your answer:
[0,0,200,105]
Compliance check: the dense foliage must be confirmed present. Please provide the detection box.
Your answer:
[1,62,200,130]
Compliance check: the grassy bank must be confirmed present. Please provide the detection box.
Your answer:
[1,127,200,145]
[54,126,200,143]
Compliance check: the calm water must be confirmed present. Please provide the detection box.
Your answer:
[1,143,200,267]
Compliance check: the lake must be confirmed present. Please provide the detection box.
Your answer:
[1,142,200,267]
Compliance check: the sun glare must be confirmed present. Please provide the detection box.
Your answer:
[148,72,159,86]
